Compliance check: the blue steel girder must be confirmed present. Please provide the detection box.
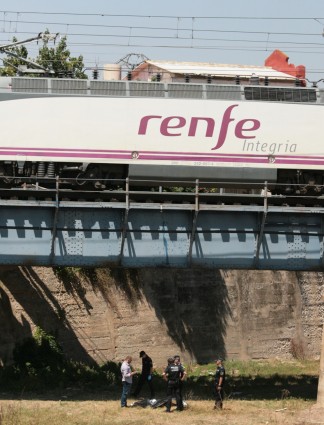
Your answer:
[0,199,324,269]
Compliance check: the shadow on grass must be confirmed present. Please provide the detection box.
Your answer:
[188,373,318,401]
[0,373,318,402]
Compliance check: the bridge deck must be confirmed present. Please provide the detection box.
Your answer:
[1,180,324,269]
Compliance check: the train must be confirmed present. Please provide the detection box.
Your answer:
[0,75,323,195]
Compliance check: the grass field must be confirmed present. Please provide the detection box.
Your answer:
[0,398,317,425]
[0,359,320,425]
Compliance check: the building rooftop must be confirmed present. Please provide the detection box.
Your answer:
[134,59,296,81]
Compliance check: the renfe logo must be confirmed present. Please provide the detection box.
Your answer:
[138,104,261,150]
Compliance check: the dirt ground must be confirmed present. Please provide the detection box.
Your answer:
[0,398,323,425]
[295,405,324,425]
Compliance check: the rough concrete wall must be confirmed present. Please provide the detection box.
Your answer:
[0,267,323,368]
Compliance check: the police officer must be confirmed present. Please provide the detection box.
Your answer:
[174,355,185,409]
[214,358,225,409]
[163,357,186,412]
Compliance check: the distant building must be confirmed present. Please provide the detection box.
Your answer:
[121,50,305,87]
[265,50,306,83]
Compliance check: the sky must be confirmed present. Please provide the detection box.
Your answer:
[1,0,324,85]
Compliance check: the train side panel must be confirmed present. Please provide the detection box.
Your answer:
[0,95,323,171]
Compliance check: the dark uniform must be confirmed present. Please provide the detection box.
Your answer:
[174,355,185,409]
[164,359,185,412]
[133,351,155,399]
[214,360,226,409]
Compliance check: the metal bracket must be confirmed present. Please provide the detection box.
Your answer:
[50,176,60,263]
[253,182,268,267]
[188,179,200,266]
[118,177,130,265]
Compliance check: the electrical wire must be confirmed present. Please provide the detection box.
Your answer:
[2,28,324,47]
[0,18,322,37]
[1,11,324,19]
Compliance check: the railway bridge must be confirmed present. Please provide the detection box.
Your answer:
[1,177,324,269]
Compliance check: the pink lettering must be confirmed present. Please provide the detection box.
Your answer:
[211,104,238,150]
[235,119,260,139]
[138,115,162,135]
[138,104,261,149]
[160,116,186,136]
[188,117,215,137]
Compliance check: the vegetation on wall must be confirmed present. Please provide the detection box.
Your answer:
[0,327,121,391]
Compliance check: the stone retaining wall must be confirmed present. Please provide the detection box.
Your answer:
[0,267,323,368]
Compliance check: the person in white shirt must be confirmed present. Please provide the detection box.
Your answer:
[120,355,136,407]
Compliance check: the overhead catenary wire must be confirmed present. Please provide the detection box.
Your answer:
[1,11,324,19]
[0,18,322,37]
[2,28,324,47]
[2,33,324,55]
[0,11,323,80]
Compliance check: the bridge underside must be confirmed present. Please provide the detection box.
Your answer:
[1,196,324,269]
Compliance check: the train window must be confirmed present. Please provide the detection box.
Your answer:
[244,87,317,103]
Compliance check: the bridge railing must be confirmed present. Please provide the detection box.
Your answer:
[0,175,323,209]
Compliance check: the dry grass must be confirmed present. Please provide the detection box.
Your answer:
[0,398,315,425]
[0,360,320,424]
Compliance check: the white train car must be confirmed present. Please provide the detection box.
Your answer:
[0,76,323,194]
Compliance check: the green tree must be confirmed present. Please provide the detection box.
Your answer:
[0,37,29,76]
[36,33,87,79]
[0,32,87,79]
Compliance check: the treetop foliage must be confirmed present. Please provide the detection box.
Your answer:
[0,31,87,79]
[0,37,29,77]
